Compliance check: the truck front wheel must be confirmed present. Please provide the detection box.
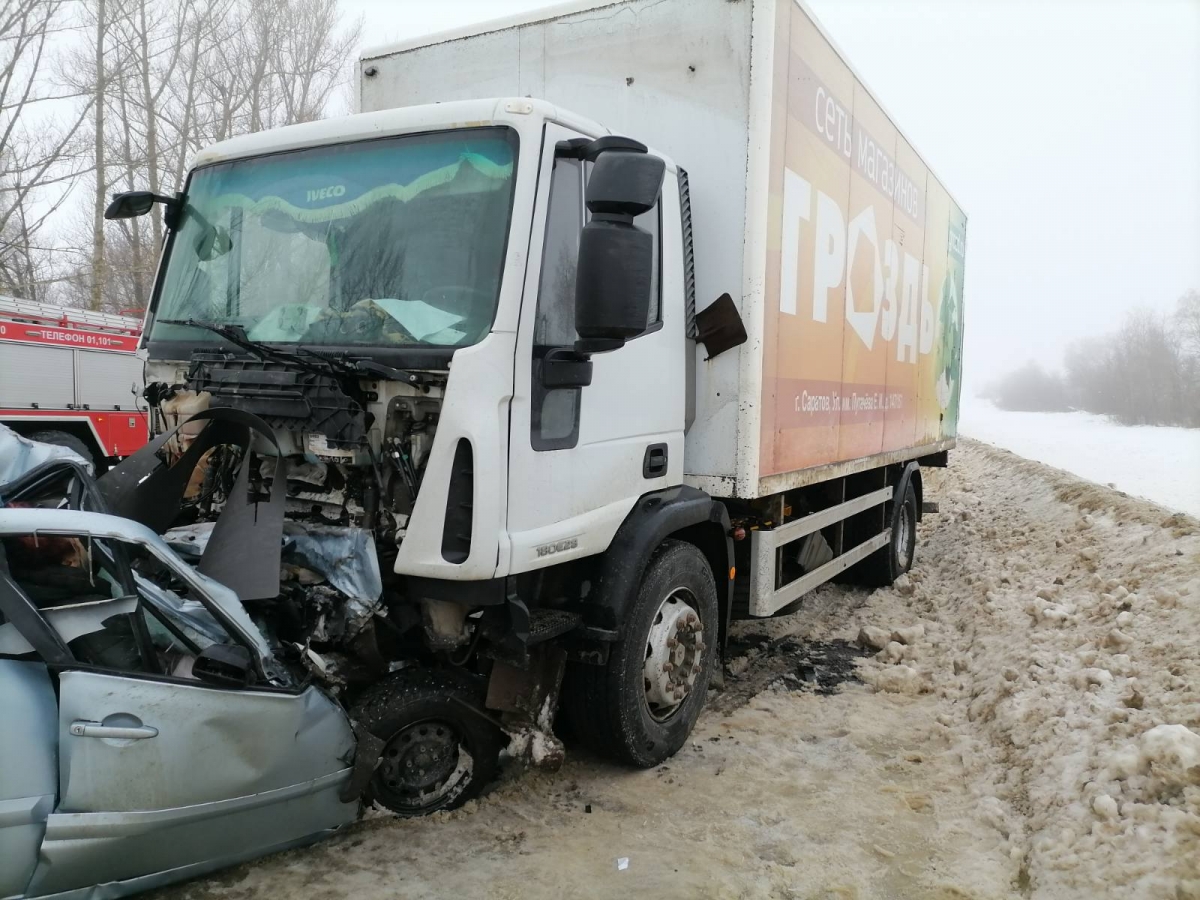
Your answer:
[565,540,719,767]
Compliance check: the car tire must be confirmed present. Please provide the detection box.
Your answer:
[27,430,95,468]
[351,667,502,816]
[563,539,719,768]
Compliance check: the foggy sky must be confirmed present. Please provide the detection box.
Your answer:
[342,0,1200,391]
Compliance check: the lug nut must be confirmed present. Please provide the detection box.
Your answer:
[667,637,677,649]
[674,688,685,700]
[663,662,674,673]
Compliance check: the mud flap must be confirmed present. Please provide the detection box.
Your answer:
[486,646,567,770]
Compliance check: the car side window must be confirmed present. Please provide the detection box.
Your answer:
[0,531,236,679]
[531,156,585,451]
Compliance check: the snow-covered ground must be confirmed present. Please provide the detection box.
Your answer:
[164,441,1200,900]
[961,398,1200,518]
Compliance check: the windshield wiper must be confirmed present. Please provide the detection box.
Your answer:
[159,319,427,388]
[158,319,331,378]
[294,346,427,389]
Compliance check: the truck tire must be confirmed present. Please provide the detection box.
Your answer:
[851,479,918,587]
[27,430,95,468]
[564,539,718,767]
[351,667,502,816]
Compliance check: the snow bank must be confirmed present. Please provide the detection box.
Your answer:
[961,397,1200,518]
[847,439,1200,898]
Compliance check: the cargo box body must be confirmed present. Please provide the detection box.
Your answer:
[361,0,966,500]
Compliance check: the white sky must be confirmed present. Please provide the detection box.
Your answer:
[341,0,1200,391]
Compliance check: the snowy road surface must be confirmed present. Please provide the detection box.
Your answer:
[961,398,1200,518]
[160,440,1200,900]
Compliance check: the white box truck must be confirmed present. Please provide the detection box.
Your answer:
[101,0,966,813]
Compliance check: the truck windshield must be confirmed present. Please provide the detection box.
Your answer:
[150,127,518,349]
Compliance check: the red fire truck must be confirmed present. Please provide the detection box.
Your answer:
[0,296,149,468]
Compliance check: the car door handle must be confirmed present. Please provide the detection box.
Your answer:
[70,720,159,740]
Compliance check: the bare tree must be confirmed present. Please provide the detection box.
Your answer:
[60,0,360,312]
[89,0,110,310]
[0,0,91,301]
[1060,306,1197,428]
[1176,289,1200,360]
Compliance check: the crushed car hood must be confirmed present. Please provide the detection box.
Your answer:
[0,423,93,487]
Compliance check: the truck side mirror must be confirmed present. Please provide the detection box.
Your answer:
[105,190,182,228]
[574,150,666,353]
[105,191,156,220]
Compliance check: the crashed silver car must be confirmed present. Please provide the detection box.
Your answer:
[0,426,502,899]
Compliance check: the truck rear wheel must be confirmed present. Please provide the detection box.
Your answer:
[27,430,95,468]
[851,479,918,587]
[564,540,718,767]
[352,668,502,816]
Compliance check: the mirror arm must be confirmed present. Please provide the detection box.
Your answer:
[157,193,183,230]
[542,346,594,388]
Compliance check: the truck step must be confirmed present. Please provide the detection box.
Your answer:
[527,609,583,645]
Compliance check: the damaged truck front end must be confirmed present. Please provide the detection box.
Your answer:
[96,110,554,821]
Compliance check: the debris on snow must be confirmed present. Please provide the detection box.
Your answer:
[856,625,892,650]
[891,624,925,645]
[866,664,923,695]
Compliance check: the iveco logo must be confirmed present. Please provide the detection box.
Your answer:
[535,538,578,558]
[306,184,346,202]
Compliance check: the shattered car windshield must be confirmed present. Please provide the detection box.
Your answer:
[151,127,518,349]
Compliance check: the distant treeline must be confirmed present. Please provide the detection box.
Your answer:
[982,290,1200,427]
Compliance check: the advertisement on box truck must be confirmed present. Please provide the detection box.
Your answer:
[760,2,966,476]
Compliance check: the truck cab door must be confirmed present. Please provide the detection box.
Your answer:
[506,123,686,571]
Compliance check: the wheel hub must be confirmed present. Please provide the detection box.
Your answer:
[643,589,705,720]
[376,720,472,809]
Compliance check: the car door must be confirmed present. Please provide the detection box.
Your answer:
[0,657,57,900]
[0,514,358,898]
[505,122,686,572]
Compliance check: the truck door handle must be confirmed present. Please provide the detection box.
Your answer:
[70,720,158,740]
[643,443,668,478]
